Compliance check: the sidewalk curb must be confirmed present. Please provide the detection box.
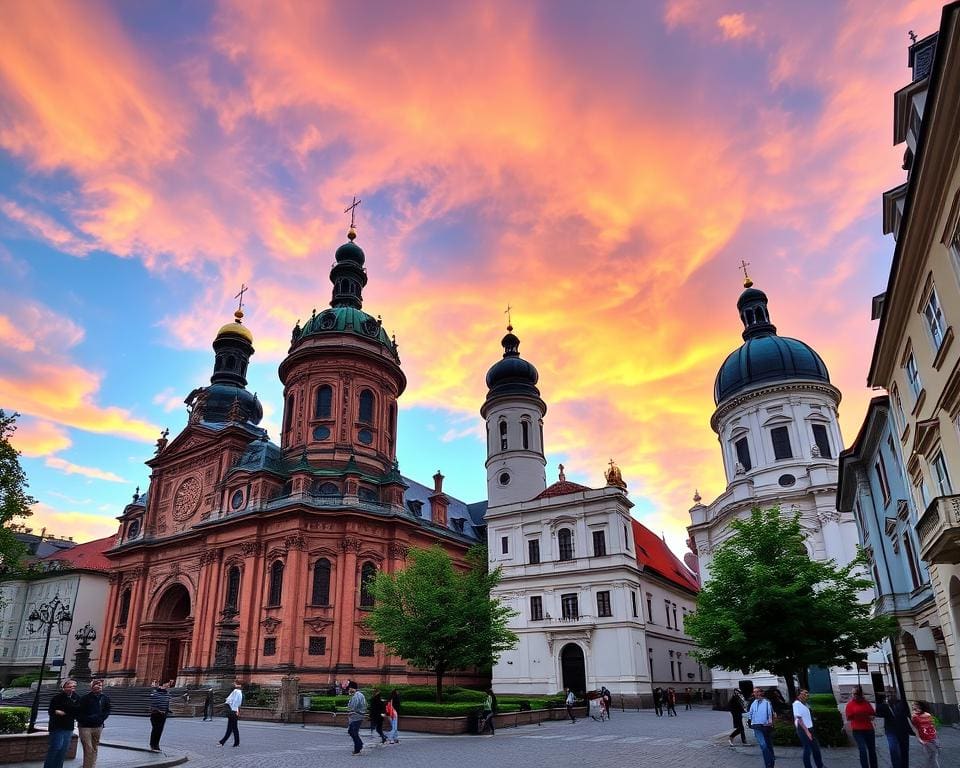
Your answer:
[99,741,189,768]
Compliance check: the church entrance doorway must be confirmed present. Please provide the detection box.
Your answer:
[139,583,193,685]
[560,643,586,694]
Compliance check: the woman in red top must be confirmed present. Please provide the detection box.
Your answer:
[844,686,878,768]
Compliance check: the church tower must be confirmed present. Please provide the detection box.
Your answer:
[481,325,547,507]
[277,227,405,487]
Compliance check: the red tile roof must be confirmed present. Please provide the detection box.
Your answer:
[631,519,699,593]
[535,479,592,499]
[40,534,114,572]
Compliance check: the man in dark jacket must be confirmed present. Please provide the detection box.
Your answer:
[44,679,80,768]
[148,680,173,751]
[876,692,913,768]
[77,679,111,768]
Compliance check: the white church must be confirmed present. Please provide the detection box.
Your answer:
[687,277,872,702]
[483,326,704,702]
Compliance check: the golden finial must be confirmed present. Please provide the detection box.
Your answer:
[605,459,627,491]
[345,196,361,240]
[234,283,249,323]
[739,259,753,288]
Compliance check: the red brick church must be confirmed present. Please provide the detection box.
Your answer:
[97,226,486,687]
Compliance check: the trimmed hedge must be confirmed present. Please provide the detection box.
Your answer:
[807,694,837,707]
[308,694,553,715]
[0,707,30,735]
[771,707,847,748]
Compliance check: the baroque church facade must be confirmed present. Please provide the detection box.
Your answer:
[483,327,702,701]
[97,228,485,687]
[687,278,866,700]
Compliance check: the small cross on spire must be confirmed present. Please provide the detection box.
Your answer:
[504,304,512,330]
[739,259,753,288]
[234,283,248,313]
[344,196,362,229]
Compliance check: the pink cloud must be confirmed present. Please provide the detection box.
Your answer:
[716,13,757,40]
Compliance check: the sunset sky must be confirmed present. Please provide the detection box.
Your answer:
[0,0,942,556]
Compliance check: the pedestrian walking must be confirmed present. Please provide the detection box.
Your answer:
[876,692,912,768]
[480,689,497,735]
[565,688,577,722]
[747,687,776,768]
[77,679,111,768]
[910,702,941,768]
[385,691,400,744]
[44,679,80,768]
[685,687,693,711]
[202,688,214,721]
[601,686,612,719]
[346,681,366,755]
[369,690,387,744]
[653,686,664,717]
[218,682,242,748]
[148,680,172,752]
[845,686,878,768]
[666,687,678,716]
[728,689,747,745]
[793,689,825,768]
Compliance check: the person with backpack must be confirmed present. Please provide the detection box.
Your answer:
[345,681,366,755]
[480,689,497,735]
[369,690,386,745]
[728,690,747,745]
[565,688,577,723]
[876,691,912,768]
[911,702,941,768]
[747,687,776,768]
[601,686,612,720]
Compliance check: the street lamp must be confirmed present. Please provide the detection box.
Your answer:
[26,595,73,732]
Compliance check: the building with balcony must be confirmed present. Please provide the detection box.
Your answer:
[483,327,701,701]
[837,396,946,706]
[867,3,960,716]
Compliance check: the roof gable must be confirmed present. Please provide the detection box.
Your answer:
[631,519,699,593]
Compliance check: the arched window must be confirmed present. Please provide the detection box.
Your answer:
[359,390,374,424]
[284,394,294,434]
[360,561,377,607]
[499,420,508,450]
[118,588,131,626]
[312,558,331,605]
[315,385,333,419]
[558,528,574,562]
[521,420,530,450]
[268,560,284,606]
[225,566,241,611]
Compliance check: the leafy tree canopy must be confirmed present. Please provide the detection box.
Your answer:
[366,544,517,701]
[685,506,896,697]
[0,410,34,578]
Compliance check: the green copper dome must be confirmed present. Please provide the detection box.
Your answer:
[296,306,399,361]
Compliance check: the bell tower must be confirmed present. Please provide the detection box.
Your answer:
[481,326,547,508]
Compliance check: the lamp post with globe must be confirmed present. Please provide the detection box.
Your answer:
[26,595,73,732]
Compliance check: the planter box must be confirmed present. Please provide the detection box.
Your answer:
[301,706,586,734]
[0,732,78,764]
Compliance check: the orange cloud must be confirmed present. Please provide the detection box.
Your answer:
[716,13,757,40]
[28,502,118,544]
[10,418,72,457]
[44,457,127,483]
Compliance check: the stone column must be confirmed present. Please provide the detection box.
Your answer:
[123,565,148,677]
[98,574,121,673]
[334,536,360,672]
[283,535,307,667]
[237,542,265,671]
[278,674,300,721]
[195,548,223,671]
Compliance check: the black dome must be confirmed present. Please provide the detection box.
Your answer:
[335,240,365,265]
[198,383,263,425]
[714,335,830,404]
[485,328,540,400]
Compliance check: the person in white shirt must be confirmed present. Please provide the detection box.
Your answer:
[793,689,825,768]
[218,682,243,748]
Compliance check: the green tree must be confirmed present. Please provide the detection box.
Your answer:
[685,506,896,701]
[365,544,517,702]
[0,411,35,578]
